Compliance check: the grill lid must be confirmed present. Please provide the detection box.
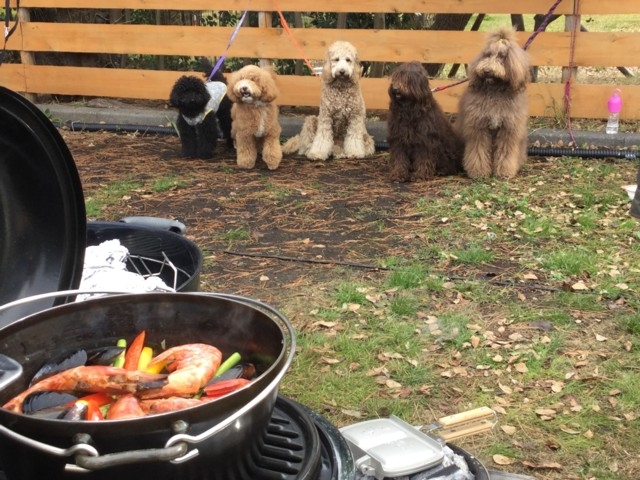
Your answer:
[0,87,86,328]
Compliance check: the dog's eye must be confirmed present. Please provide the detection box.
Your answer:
[345,58,352,63]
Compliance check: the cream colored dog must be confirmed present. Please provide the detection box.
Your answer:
[282,41,375,161]
[226,65,282,170]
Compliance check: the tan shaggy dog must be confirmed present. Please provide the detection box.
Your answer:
[456,28,531,179]
[282,41,375,161]
[226,64,282,170]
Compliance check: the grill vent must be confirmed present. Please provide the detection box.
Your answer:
[245,399,322,479]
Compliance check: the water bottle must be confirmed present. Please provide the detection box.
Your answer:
[606,90,622,135]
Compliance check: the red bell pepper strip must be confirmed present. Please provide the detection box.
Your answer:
[123,331,146,371]
[202,378,251,399]
[68,392,112,421]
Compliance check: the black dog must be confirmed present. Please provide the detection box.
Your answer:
[169,67,233,159]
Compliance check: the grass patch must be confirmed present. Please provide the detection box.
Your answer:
[84,178,142,218]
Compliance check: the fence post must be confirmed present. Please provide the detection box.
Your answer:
[17,7,36,101]
[258,12,273,68]
[561,11,579,83]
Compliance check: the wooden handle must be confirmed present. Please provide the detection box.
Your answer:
[437,406,496,428]
[439,420,495,442]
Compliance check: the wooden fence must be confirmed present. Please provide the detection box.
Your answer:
[1,0,639,120]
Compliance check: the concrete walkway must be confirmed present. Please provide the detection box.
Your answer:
[38,103,640,150]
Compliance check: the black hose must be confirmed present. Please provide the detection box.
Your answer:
[376,141,638,160]
[56,121,177,136]
[528,146,638,160]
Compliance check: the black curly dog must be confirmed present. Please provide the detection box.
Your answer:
[169,65,233,159]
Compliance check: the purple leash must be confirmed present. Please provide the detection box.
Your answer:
[207,8,249,81]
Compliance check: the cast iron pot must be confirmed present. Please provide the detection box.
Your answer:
[0,292,295,480]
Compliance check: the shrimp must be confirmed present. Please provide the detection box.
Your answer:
[106,394,146,420]
[140,397,205,415]
[139,344,222,399]
[2,366,167,413]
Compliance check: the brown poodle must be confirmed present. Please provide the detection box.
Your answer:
[387,61,464,182]
[455,28,531,179]
[282,41,375,160]
[226,64,282,170]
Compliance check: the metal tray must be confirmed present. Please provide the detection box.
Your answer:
[340,416,444,479]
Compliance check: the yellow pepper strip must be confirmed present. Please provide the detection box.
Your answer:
[138,346,157,372]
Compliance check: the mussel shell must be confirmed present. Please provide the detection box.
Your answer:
[28,346,125,386]
[22,391,78,414]
[85,346,125,366]
[29,350,87,386]
[205,363,257,386]
[60,401,88,421]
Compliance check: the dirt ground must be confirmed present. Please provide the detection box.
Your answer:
[64,129,487,306]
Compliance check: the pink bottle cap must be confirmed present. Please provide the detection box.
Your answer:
[608,91,622,113]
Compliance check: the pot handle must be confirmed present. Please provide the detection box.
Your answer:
[162,292,297,464]
[0,289,134,316]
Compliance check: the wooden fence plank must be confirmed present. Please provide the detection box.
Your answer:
[2,64,639,121]
[8,24,640,68]
[8,0,639,15]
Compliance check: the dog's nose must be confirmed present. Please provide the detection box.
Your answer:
[338,69,346,76]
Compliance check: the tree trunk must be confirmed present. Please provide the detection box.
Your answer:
[423,14,472,77]
[369,14,386,78]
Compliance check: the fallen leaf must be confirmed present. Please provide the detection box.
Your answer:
[595,333,607,342]
[521,460,563,470]
[560,425,581,435]
[341,409,362,418]
[501,425,517,435]
[514,362,528,374]
[498,383,513,394]
[571,280,589,291]
[535,408,557,418]
[492,454,515,465]
[314,321,336,329]
[321,357,341,365]
[385,379,402,389]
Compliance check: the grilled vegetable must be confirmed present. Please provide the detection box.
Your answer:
[214,352,241,378]
[203,378,251,398]
[123,331,146,371]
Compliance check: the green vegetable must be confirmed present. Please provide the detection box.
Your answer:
[214,352,241,378]
[112,339,127,367]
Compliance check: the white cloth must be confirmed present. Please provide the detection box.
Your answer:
[182,81,228,126]
[76,239,175,301]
